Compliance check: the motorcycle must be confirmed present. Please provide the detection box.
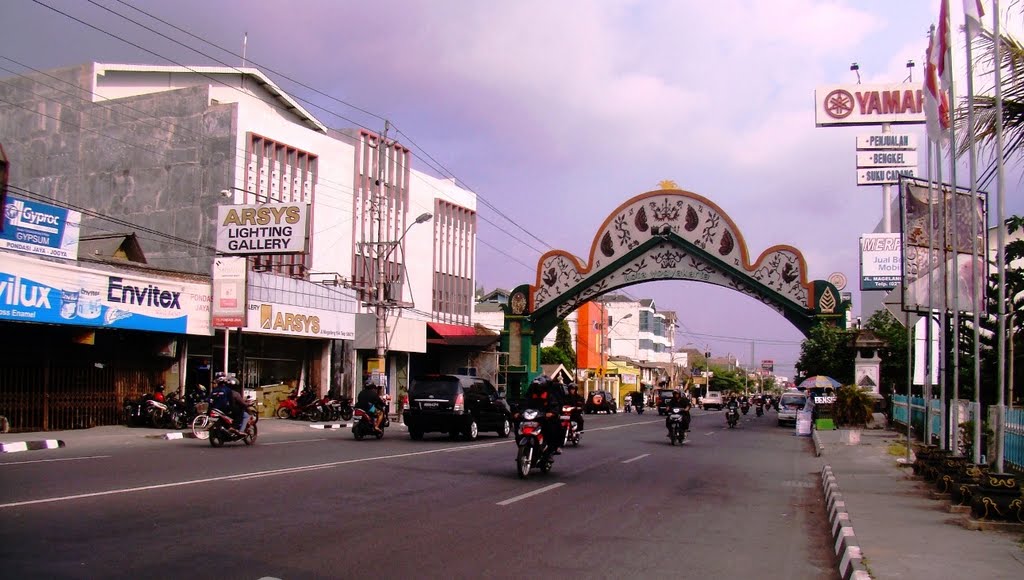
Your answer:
[144,395,185,429]
[755,403,764,417]
[276,388,324,421]
[667,406,689,445]
[726,406,739,428]
[635,401,645,415]
[560,404,581,447]
[207,406,258,447]
[514,408,554,479]
[336,395,354,421]
[740,401,750,415]
[352,407,390,440]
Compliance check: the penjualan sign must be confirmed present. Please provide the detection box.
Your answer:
[815,83,927,127]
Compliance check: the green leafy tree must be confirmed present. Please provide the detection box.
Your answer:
[554,319,576,372]
[834,385,874,427]
[540,346,573,369]
[795,323,854,385]
[864,309,908,396]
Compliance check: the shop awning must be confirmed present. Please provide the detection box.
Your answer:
[426,322,500,347]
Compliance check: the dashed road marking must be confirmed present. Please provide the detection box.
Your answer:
[621,453,650,464]
[497,482,565,506]
[264,438,327,445]
[0,455,110,466]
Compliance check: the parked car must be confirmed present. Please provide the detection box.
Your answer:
[403,374,512,441]
[655,389,677,415]
[777,390,807,426]
[702,390,724,411]
[585,390,617,414]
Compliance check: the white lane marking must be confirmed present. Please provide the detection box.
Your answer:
[0,455,111,466]
[621,453,650,464]
[705,432,715,436]
[496,482,565,506]
[586,420,657,431]
[0,442,506,509]
[230,464,335,481]
[263,438,326,446]
[444,441,505,452]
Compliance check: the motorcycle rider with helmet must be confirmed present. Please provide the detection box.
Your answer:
[665,390,692,435]
[356,379,387,434]
[210,375,248,435]
[563,382,585,434]
[522,375,565,455]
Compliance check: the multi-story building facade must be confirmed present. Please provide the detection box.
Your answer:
[0,62,478,428]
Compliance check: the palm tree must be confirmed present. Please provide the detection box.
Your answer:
[954,24,1024,188]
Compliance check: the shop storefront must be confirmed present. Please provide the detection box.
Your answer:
[0,250,210,431]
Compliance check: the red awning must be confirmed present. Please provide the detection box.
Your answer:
[426,322,500,348]
[427,322,478,338]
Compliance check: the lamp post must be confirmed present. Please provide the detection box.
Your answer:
[374,211,433,362]
[602,313,633,390]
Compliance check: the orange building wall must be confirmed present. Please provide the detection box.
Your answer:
[576,301,605,370]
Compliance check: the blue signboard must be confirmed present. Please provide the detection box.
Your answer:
[0,257,188,334]
[1,195,81,259]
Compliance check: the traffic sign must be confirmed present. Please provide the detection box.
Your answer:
[856,151,917,168]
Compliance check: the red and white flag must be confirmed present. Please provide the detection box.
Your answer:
[933,0,952,92]
[964,0,985,41]
[924,27,951,144]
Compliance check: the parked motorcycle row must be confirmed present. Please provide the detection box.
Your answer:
[123,386,207,430]
[275,388,353,423]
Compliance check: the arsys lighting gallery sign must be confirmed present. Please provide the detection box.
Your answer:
[215,203,309,254]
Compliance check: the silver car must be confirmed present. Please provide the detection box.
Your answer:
[777,392,807,426]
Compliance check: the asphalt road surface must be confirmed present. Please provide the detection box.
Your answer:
[0,408,836,579]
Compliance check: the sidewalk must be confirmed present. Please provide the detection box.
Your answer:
[814,428,1024,579]
[0,417,407,450]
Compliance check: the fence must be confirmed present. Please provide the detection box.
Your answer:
[893,395,1023,472]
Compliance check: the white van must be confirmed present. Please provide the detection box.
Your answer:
[778,391,807,426]
[702,391,723,411]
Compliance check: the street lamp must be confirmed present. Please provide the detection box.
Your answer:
[601,313,633,388]
[374,211,433,359]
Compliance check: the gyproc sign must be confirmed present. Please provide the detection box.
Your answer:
[215,203,309,254]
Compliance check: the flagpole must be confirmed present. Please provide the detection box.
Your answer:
[993,0,1008,474]
[936,131,947,450]
[942,0,958,454]
[964,1,984,464]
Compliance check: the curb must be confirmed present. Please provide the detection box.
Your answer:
[812,429,824,457]
[0,439,66,453]
[145,432,199,440]
[821,465,871,580]
[310,423,350,430]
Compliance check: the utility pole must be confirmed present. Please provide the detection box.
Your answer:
[374,121,391,370]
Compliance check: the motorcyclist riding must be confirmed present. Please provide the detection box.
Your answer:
[563,382,585,434]
[630,391,644,413]
[522,375,565,455]
[210,375,248,434]
[356,380,386,434]
[665,390,692,434]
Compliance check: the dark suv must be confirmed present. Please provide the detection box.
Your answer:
[403,374,512,441]
[585,390,617,414]
[655,389,677,415]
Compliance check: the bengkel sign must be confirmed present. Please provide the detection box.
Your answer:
[215,203,309,255]
[815,83,927,127]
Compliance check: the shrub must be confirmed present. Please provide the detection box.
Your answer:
[834,385,873,427]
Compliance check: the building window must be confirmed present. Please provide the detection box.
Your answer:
[244,133,317,278]
[639,339,654,351]
[639,311,652,332]
[432,199,475,324]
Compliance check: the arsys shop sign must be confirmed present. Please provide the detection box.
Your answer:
[247,301,354,339]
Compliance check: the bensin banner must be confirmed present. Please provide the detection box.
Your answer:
[215,203,309,255]
[2,195,81,259]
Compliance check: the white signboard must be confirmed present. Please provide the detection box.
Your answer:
[856,151,918,168]
[1,195,81,259]
[860,233,902,290]
[246,300,355,340]
[215,203,309,255]
[212,256,246,328]
[815,83,926,127]
[856,134,916,150]
[857,167,916,186]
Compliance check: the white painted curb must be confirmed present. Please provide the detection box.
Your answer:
[0,439,66,453]
[821,464,871,580]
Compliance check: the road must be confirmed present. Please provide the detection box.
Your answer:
[0,408,835,579]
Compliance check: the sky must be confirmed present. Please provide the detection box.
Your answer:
[2,0,1022,380]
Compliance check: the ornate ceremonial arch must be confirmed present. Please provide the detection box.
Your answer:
[500,187,848,395]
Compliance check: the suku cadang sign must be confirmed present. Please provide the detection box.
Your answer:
[1,195,81,259]
[215,203,309,255]
[815,84,927,127]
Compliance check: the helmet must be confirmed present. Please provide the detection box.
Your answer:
[567,383,578,393]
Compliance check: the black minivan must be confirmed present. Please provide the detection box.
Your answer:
[403,374,512,441]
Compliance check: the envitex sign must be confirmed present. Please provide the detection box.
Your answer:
[857,167,916,186]
[216,203,309,254]
[815,83,926,127]
[856,151,917,168]
[856,134,916,150]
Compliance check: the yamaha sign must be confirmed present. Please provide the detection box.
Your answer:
[815,83,926,127]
